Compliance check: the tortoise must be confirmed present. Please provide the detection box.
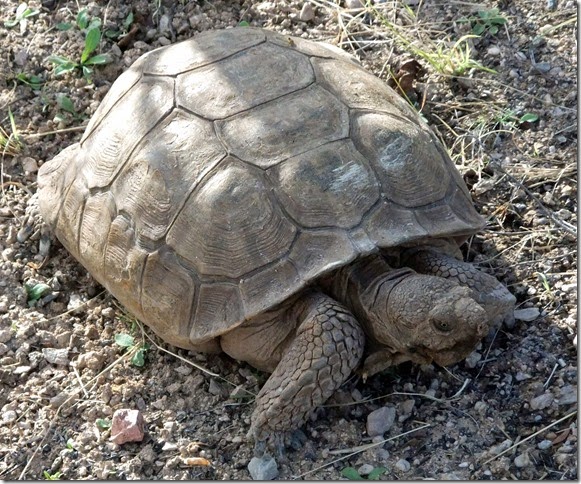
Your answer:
[37,27,515,451]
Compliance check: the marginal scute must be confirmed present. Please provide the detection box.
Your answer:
[351,112,451,207]
[137,27,266,76]
[55,177,88,256]
[79,192,116,275]
[167,159,296,278]
[191,283,244,342]
[364,201,428,246]
[312,58,418,120]
[288,230,357,283]
[141,250,196,349]
[269,140,379,228]
[449,187,486,230]
[240,259,301,319]
[81,76,174,189]
[414,197,479,239]
[176,42,313,120]
[217,85,349,168]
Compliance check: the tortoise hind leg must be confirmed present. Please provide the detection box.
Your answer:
[247,292,364,454]
[402,247,516,328]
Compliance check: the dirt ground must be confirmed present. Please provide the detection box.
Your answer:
[0,0,577,480]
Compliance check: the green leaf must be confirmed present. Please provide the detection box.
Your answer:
[56,94,76,114]
[519,113,539,123]
[105,29,120,39]
[340,467,364,480]
[76,9,89,29]
[84,53,112,65]
[96,418,111,430]
[238,20,250,27]
[367,467,387,480]
[54,63,77,76]
[489,25,499,35]
[131,347,146,367]
[46,54,72,65]
[25,283,51,302]
[16,73,43,89]
[82,27,101,63]
[115,333,135,348]
[472,23,485,36]
[56,22,72,30]
[66,438,75,450]
[87,18,102,31]
[123,11,134,30]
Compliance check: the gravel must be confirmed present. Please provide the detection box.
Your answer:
[0,0,576,480]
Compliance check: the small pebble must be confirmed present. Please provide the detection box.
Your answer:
[111,409,145,445]
[514,308,540,321]
[557,385,577,405]
[42,348,69,365]
[357,463,375,476]
[487,46,501,56]
[248,455,278,480]
[2,410,17,424]
[530,393,554,410]
[366,406,396,437]
[490,439,513,455]
[538,440,553,450]
[514,452,531,468]
[344,0,363,7]
[298,3,315,21]
[395,459,410,472]
[464,350,482,369]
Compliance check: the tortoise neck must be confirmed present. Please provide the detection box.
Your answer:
[322,254,414,342]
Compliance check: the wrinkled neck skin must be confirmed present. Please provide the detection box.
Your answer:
[323,254,415,351]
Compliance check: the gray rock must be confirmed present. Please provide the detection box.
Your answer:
[366,406,396,437]
[530,392,554,410]
[514,308,541,321]
[42,348,69,365]
[2,410,17,423]
[357,463,375,476]
[298,3,315,21]
[490,439,513,455]
[464,350,482,369]
[0,329,12,343]
[557,385,577,405]
[538,439,553,450]
[248,455,278,480]
[395,459,410,472]
[514,452,531,468]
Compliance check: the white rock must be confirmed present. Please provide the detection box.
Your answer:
[298,3,315,21]
[538,440,552,450]
[487,46,501,55]
[42,348,69,365]
[357,463,375,476]
[248,455,278,480]
[395,459,410,472]
[2,410,17,424]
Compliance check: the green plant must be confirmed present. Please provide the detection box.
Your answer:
[15,72,43,90]
[96,418,112,430]
[4,3,39,28]
[341,466,387,480]
[54,94,82,124]
[56,8,101,32]
[104,11,134,39]
[43,470,63,480]
[0,108,22,156]
[47,17,111,81]
[494,109,539,129]
[462,8,508,36]
[24,282,51,306]
[115,333,150,367]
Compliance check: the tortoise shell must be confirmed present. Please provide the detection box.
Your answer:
[38,27,484,350]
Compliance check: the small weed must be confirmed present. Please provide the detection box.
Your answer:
[24,282,51,306]
[115,333,150,367]
[341,466,387,480]
[65,438,76,451]
[54,94,82,124]
[96,418,112,430]
[4,3,39,28]
[42,470,63,480]
[56,8,101,32]
[460,8,508,36]
[1,108,23,156]
[104,11,134,39]
[494,109,539,129]
[15,72,43,90]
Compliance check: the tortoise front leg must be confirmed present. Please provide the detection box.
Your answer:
[402,247,516,327]
[249,292,364,453]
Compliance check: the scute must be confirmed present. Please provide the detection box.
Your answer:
[176,42,313,120]
[216,84,349,168]
[135,27,266,76]
[166,158,296,279]
[351,112,450,207]
[81,76,174,189]
[269,140,380,228]
[111,109,226,247]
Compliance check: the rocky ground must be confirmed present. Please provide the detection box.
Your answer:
[0,0,577,480]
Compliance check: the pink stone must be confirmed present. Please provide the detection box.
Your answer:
[110,409,145,445]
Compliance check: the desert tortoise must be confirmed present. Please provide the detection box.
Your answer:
[37,27,515,450]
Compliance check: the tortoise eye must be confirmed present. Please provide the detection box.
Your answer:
[432,318,454,332]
